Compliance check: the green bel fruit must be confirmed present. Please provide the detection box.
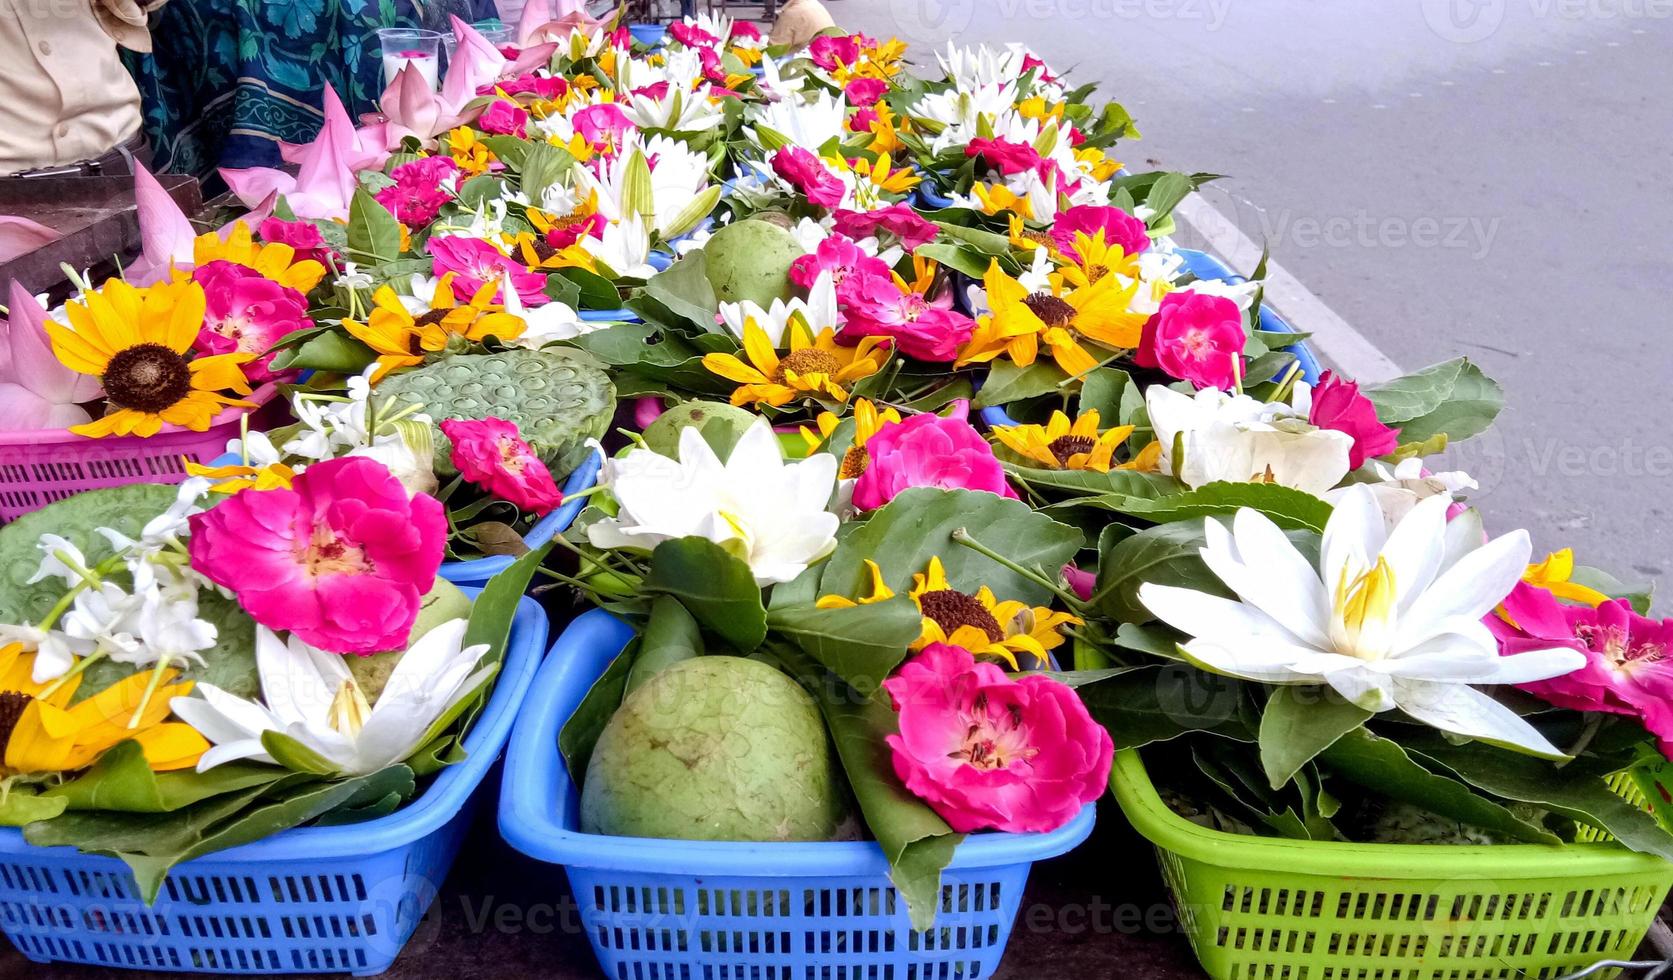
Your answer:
[376,347,616,478]
[702,219,803,308]
[642,399,761,459]
[347,579,474,701]
[580,657,846,842]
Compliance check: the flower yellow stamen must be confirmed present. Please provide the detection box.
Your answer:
[329,679,372,739]
[1331,557,1398,660]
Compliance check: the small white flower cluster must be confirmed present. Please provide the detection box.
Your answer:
[280,366,439,496]
[0,479,219,685]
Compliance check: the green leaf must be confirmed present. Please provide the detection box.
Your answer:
[1366,358,1504,444]
[930,219,1013,256]
[1078,368,1135,424]
[644,537,768,651]
[1318,729,1560,845]
[478,135,531,169]
[1258,687,1372,790]
[1078,665,1256,747]
[456,174,505,208]
[974,358,1070,407]
[465,544,551,671]
[45,741,282,813]
[913,241,990,280]
[1078,481,1334,533]
[554,266,625,310]
[1571,565,1655,615]
[346,188,402,266]
[520,141,576,200]
[1092,521,1236,623]
[775,646,959,931]
[261,730,341,775]
[822,487,1083,607]
[268,329,377,374]
[558,638,637,786]
[766,597,923,692]
[1005,464,1177,500]
[625,596,704,694]
[0,789,67,826]
[638,251,719,331]
[1412,740,1673,861]
[1141,173,1194,226]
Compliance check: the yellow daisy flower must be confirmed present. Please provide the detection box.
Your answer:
[835,151,921,196]
[983,257,1148,378]
[192,222,325,294]
[445,127,494,176]
[184,458,298,494]
[1051,229,1142,292]
[343,273,526,383]
[993,410,1135,472]
[817,558,1081,670]
[863,103,907,156]
[799,398,903,478]
[0,643,206,775]
[46,278,256,438]
[971,182,1034,219]
[702,319,887,409]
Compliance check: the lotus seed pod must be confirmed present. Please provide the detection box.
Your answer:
[377,347,616,477]
[702,219,804,308]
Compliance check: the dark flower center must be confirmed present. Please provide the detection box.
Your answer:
[0,690,31,757]
[1047,434,1096,466]
[103,343,192,413]
[1020,228,1054,248]
[414,308,454,329]
[776,348,841,382]
[530,237,561,262]
[918,589,1004,642]
[839,445,869,479]
[1022,292,1076,328]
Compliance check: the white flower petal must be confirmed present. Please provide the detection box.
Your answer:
[1400,528,1531,646]
[1392,679,1568,759]
[1199,510,1330,648]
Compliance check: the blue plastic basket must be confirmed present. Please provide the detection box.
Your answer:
[498,610,1096,980]
[976,246,1322,430]
[441,449,602,588]
[0,595,549,976]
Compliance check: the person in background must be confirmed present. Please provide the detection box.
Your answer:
[768,0,834,49]
[0,0,163,176]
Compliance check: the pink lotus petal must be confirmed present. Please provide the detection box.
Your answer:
[516,0,552,44]
[5,279,101,402]
[221,167,298,212]
[0,383,92,431]
[505,41,559,75]
[440,16,509,115]
[0,216,60,265]
[317,84,391,172]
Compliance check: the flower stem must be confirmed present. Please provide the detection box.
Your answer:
[37,647,106,701]
[949,527,1090,612]
[1557,712,1603,768]
[127,654,171,730]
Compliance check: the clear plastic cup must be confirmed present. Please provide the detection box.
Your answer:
[378,28,442,90]
[442,21,518,66]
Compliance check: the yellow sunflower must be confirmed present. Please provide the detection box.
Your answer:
[955,261,1043,369]
[836,151,921,196]
[1051,229,1142,292]
[800,398,903,479]
[0,643,206,775]
[971,182,1033,219]
[982,258,1147,378]
[702,320,887,409]
[817,558,1081,670]
[444,127,495,176]
[47,278,256,438]
[343,273,527,383]
[993,410,1135,472]
[1006,214,1059,254]
[192,222,325,294]
[184,457,298,494]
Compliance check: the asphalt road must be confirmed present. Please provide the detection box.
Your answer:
[843,0,1673,599]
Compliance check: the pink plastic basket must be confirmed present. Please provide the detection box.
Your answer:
[0,385,279,522]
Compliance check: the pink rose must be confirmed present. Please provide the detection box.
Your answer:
[884,643,1113,834]
[851,402,1016,510]
[1061,563,1096,602]
[729,21,762,41]
[789,234,890,292]
[771,146,846,209]
[188,456,446,654]
[836,271,973,362]
[1308,371,1400,468]
[1051,204,1150,260]
[844,77,888,107]
[478,99,529,137]
[807,33,860,70]
[573,103,635,152]
[376,156,459,228]
[1135,291,1246,390]
[669,20,721,47]
[192,260,311,381]
[482,74,568,99]
[257,218,336,266]
[698,46,728,84]
[440,417,564,515]
[832,205,938,252]
[429,234,549,307]
[966,137,1040,177]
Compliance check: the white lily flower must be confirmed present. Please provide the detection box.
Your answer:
[1146,386,1354,496]
[171,619,493,776]
[1138,486,1587,758]
[62,583,144,662]
[716,271,838,346]
[749,90,848,152]
[937,41,1028,91]
[499,270,602,348]
[589,420,839,586]
[1017,246,1055,293]
[578,134,712,238]
[581,215,659,279]
[622,82,726,132]
[347,437,438,498]
[1331,458,1479,530]
[0,623,91,684]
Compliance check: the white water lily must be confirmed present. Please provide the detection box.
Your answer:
[578,134,712,238]
[1139,486,1586,758]
[717,271,838,346]
[171,619,493,776]
[1146,385,1354,496]
[499,269,602,347]
[581,214,659,279]
[749,90,848,153]
[937,41,1029,92]
[1331,457,1479,530]
[589,421,839,586]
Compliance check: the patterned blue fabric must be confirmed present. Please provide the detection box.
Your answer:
[122,0,497,180]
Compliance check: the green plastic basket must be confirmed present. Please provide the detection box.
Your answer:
[1109,749,1673,979]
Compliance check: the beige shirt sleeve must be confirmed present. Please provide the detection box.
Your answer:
[0,0,151,173]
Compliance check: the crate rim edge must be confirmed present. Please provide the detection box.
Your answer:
[441,449,602,583]
[0,383,282,448]
[0,594,547,864]
[1109,747,1673,878]
[499,607,1096,878]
